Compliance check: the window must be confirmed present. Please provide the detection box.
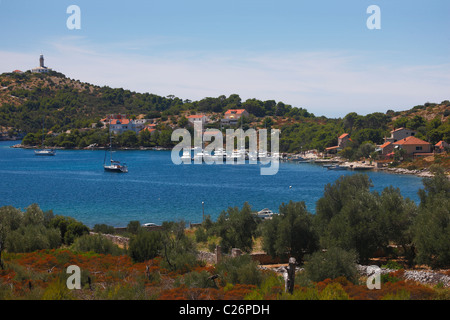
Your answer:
[416,146,422,151]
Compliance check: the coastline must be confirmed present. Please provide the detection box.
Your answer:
[10,142,445,179]
[9,143,172,151]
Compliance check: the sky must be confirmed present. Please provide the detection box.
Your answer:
[0,0,449,117]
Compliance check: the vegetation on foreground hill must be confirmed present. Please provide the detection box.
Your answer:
[0,168,449,300]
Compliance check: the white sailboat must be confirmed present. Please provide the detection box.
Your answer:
[103,121,128,173]
[35,117,55,156]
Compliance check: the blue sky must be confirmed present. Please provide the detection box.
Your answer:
[0,0,449,117]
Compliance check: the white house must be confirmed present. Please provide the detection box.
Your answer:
[187,114,208,126]
[386,128,417,143]
[102,114,151,135]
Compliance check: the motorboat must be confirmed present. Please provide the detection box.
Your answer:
[35,149,56,156]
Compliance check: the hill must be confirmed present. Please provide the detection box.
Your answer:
[0,71,449,154]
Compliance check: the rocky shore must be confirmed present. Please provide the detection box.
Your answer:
[378,167,434,178]
[260,264,450,288]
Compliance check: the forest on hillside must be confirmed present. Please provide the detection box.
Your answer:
[1,71,449,155]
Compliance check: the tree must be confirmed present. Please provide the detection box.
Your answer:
[127,221,142,235]
[0,206,23,268]
[379,186,418,264]
[128,230,162,262]
[303,247,359,283]
[262,201,318,262]
[159,221,198,272]
[413,166,450,268]
[314,174,388,264]
[214,202,258,253]
[49,215,89,245]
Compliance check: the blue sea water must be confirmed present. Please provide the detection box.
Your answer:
[0,140,424,228]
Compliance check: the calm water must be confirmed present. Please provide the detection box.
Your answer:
[0,140,424,228]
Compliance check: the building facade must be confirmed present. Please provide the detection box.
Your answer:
[31,54,52,73]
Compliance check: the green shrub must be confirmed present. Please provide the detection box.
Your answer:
[72,234,124,256]
[127,221,142,235]
[93,224,116,235]
[303,247,359,283]
[318,282,350,300]
[216,255,263,286]
[128,231,162,263]
[381,289,411,300]
[182,271,217,289]
[381,260,403,270]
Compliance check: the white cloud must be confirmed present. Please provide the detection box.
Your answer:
[1,40,449,117]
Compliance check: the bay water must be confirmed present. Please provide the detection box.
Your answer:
[0,141,424,228]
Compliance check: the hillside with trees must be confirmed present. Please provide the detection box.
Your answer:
[1,71,449,157]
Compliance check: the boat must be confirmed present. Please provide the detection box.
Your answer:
[103,120,128,173]
[104,159,128,173]
[227,149,245,162]
[327,164,348,171]
[253,208,277,220]
[212,148,226,161]
[248,151,258,162]
[35,149,56,156]
[35,116,56,156]
[181,150,192,162]
[193,147,206,162]
[258,150,268,162]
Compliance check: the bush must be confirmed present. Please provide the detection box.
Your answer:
[262,200,318,262]
[128,231,162,263]
[49,215,89,245]
[6,225,61,253]
[127,221,142,235]
[182,271,217,289]
[303,247,359,284]
[93,224,116,235]
[72,234,124,256]
[318,282,350,300]
[216,255,263,286]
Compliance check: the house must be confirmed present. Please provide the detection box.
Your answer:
[139,126,156,135]
[221,109,249,126]
[392,136,432,155]
[338,133,352,148]
[187,114,208,126]
[325,133,352,154]
[377,141,394,156]
[386,128,417,143]
[102,114,151,135]
[435,140,449,153]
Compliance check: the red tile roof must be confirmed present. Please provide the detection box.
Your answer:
[188,114,205,119]
[140,127,156,133]
[110,119,131,125]
[436,141,449,148]
[380,141,392,149]
[393,136,430,146]
[339,133,349,139]
[225,109,246,115]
